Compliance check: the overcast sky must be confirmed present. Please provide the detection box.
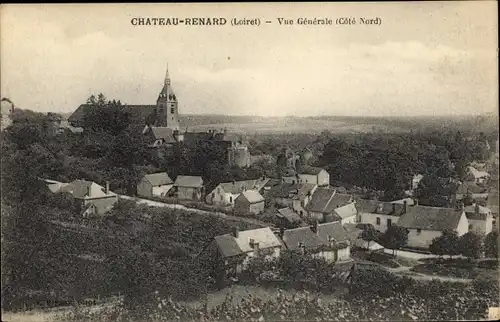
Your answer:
[1,2,498,117]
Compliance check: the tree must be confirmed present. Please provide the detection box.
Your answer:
[484,231,499,258]
[429,229,461,259]
[381,226,408,255]
[361,226,381,249]
[459,232,484,260]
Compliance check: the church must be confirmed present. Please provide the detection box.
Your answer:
[69,67,251,168]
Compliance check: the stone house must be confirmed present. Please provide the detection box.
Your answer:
[464,203,493,235]
[54,179,118,217]
[279,221,351,262]
[205,178,269,207]
[266,183,317,215]
[305,188,355,223]
[209,227,283,279]
[234,190,265,215]
[173,175,204,201]
[396,206,469,249]
[137,172,174,198]
[356,200,410,233]
[282,166,330,187]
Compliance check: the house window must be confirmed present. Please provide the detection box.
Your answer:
[387,219,392,227]
[230,196,233,203]
[171,107,175,114]
[376,217,381,225]
[416,229,421,235]
[468,224,473,230]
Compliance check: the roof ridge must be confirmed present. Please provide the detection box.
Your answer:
[322,189,337,213]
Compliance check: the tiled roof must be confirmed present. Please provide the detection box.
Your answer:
[343,223,363,243]
[281,222,349,251]
[277,207,302,222]
[219,178,269,194]
[150,127,176,143]
[69,104,156,126]
[144,172,173,186]
[174,176,203,188]
[355,199,407,216]
[300,166,325,175]
[396,206,464,231]
[306,188,352,214]
[282,227,325,250]
[317,222,349,243]
[239,190,265,204]
[215,227,282,258]
[267,183,317,201]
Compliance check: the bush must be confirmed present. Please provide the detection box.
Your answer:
[367,252,400,268]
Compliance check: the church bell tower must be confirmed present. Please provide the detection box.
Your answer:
[155,65,180,130]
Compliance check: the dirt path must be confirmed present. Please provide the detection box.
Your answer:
[386,265,473,283]
[120,195,268,227]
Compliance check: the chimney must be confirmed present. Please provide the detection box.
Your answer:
[253,242,260,254]
[392,203,396,213]
[87,185,91,197]
[475,203,480,214]
[310,220,319,234]
[105,181,110,194]
[279,226,285,239]
[232,227,239,238]
[298,242,305,255]
[328,236,335,247]
[403,200,408,214]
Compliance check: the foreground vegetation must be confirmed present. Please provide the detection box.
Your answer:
[55,267,499,321]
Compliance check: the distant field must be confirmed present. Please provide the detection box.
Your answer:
[185,119,408,134]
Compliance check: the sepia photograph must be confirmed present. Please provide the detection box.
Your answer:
[1,2,499,321]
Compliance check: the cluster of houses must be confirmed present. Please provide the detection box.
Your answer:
[42,144,497,281]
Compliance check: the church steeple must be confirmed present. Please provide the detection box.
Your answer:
[165,64,171,86]
[155,65,179,130]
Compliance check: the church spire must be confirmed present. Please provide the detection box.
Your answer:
[165,64,171,86]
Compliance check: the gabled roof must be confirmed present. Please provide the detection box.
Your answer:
[277,207,302,222]
[317,222,349,243]
[69,104,156,126]
[396,206,464,231]
[149,127,176,143]
[282,227,325,251]
[333,203,358,219]
[300,166,325,176]
[174,176,203,188]
[219,178,269,194]
[214,227,282,258]
[355,199,407,216]
[143,172,173,186]
[281,222,349,251]
[58,180,116,199]
[238,190,265,204]
[343,223,363,243]
[306,188,353,214]
[267,183,317,201]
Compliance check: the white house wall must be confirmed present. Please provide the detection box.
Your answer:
[359,212,401,233]
[152,184,173,197]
